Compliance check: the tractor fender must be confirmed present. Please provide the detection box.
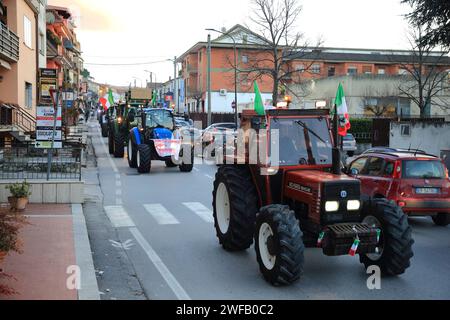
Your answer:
[130,127,142,145]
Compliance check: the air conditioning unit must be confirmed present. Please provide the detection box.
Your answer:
[219,89,227,96]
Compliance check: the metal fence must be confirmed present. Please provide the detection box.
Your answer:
[0,146,82,181]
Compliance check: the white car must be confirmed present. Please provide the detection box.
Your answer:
[342,133,357,156]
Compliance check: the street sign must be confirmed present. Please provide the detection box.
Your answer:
[39,68,58,106]
[63,91,74,108]
[36,106,62,149]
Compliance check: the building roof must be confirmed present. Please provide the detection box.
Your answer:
[47,5,71,19]
[288,47,450,65]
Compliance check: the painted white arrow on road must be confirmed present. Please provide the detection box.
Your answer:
[109,239,135,251]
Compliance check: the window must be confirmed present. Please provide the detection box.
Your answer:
[311,64,321,74]
[242,55,248,64]
[378,68,385,75]
[350,157,368,174]
[25,82,32,108]
[362,66,372,74]
[401,124,411,137]
[347,67,358,75]
[328,67,336,77]
[366,157,385,176]
[296,64,305,72]
[398,68,409,75]
[24,16,32,49]
[403,160,445,179]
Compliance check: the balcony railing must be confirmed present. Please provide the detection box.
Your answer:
[0,21,19,62]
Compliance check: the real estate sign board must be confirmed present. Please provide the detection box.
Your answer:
[35,106,63,149]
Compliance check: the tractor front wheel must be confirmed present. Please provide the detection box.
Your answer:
[212,166,258,251]
[179,148,194,172]
[108,131,114,155]
[360,199,414,276]
[114,133,125,158]
[137,145,151,174]
[255,205,305,286]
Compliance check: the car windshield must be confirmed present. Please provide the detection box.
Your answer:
[215,124,236,130]
[343,134,354,141]
[270,117,333,166]
[403,160,445,179]
[146,109,174,130]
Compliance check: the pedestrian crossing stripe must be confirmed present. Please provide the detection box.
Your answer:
[104,206,135,228]
[144,204,180,225]
[182,202,214,224]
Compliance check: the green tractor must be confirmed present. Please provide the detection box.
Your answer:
[107,103,138,158]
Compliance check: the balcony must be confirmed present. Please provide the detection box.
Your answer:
[0,21,19,62]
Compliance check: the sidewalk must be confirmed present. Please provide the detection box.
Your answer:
[0,204,99,300]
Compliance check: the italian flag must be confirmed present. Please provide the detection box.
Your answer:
[335,83,351,137]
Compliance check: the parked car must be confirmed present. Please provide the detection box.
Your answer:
[347,147,450,226]
[200,123,237,159]
[174,117,201,145]
[342,133,357,156]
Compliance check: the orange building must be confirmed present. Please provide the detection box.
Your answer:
[0,0,41,145]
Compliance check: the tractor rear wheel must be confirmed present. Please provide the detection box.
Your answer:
[360,199,414,276]
[212,165,258,251]
[137,145,151,174]
[255,205,304,286]
[432,213,450,226]
[114,133,125,158]
[128,137,138,168]
[108,131,114,155]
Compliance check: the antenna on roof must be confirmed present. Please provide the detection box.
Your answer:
[414,141,423,157]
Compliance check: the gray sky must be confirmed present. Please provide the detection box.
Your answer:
[49,0,413,86]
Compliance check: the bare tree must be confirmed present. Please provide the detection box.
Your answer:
[397,27,450,118]
[362,85,399,118]
[220,0,321,106]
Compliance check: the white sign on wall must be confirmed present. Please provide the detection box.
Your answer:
[36,106,62,149]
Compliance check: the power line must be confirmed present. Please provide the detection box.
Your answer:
[84,59,170,66]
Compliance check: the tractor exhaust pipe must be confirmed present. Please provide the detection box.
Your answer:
[332,104,341,175]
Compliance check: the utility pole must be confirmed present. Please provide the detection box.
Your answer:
[174,56,178,113]
[207,34,212,127]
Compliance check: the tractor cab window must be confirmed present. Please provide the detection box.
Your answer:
[146,109,174,131]
[270,117,333,166]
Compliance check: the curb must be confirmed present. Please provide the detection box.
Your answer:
[72,204,100,300]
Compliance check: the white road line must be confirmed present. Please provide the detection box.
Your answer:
[193,167,199,172]
[104,206,135,228]
[116,189,123,196]
[183,202,214,223]
[205,174,214,180]
[144,204,180,225]
[115,180,122,188]
[130,227,191,300]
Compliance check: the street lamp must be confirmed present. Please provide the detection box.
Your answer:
[205,28,238,128]
[167,57,179,114]
[144,70,153,88]
[132,77,143,88]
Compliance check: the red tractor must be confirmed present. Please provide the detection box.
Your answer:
[212,109,414,286]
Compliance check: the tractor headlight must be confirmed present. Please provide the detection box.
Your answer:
[325,201,339,212]
[347,200,361,211]
[117,117,123,124]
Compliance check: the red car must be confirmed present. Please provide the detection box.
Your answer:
[347,148,450,226]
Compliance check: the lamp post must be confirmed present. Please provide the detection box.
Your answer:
[205,28,238,128]
[144,70,152,89]
[166,57,179,113]
[132,77,143,88]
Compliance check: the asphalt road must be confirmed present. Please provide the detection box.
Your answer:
[88,120,450,300]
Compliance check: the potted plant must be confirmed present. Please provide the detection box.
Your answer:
[6,182,32,211]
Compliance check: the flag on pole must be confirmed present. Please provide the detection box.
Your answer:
[108,89,115,106]
[152,90,157,106]
[254,81,265,116]
[335,83,351,136]
[99,97,108,111]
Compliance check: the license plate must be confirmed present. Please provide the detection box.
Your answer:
[416,188,439,194]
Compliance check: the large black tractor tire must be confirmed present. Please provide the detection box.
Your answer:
[432,213,450,227]
[179,148,195,172]
[255,205,305,286]
[165,159,178,168]
[137,144,152,174]
[212,165,258,251]
[113,133,125,158]
[101,124,108,138]
[127,136,138,168]
[360,199,414,276]
[108,131,114,155]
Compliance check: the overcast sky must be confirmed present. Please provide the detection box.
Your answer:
[48,0,413,86]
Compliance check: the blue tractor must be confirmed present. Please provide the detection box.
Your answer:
[128,108,194,173]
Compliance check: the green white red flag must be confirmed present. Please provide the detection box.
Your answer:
[335,83,351,136]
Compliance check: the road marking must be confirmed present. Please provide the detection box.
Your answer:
[205,174,214,180]
[183,202,214,223]
[144,204,180,225]
[110,239,135,251]
[104,206,135,228]
[116,189,122,196]
[193,167,199,172]
[115,180,122,188]
[130,227,191,300]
